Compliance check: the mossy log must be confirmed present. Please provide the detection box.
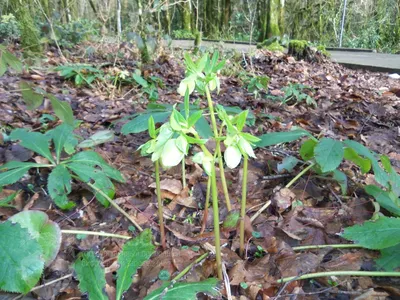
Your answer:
[288,40,328,62]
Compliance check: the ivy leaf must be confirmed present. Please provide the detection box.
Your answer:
[10,129,54,163]
[314,138,344,173]
[20,81,45,110]
[73,251,108,300]
[365,185,400,216]
[376,244,400,271]
[48,165,74,209]
[10,210,61,266]
[0,221,44,293]
[342,217,400,249]
[116,229,155,300]
[48,94,74,126]
[144,278,220,300]
[256,129,312,148]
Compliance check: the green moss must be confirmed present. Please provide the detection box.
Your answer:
[288,40,308,52]
[316,45,330,57]
[265,41,284,52]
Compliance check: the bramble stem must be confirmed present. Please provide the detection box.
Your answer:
[239,156,248,257]
[205,86,231,211]
[86,182,143,232]
[285,162,315,189]
[155,160,167,250]
[277,271,400,284]
[293,244,363,251]
[61,229,130,240]
[211,165,223,279]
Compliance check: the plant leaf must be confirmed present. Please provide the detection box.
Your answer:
[121,112,170,134]
[10,210,61,266]
[0,221,44,293]
[73,251,108,300]
[343,147,371,173]
[48,165,74,209]
[10,128,54,163]
[376,244,400,271]
[195,115,213,138]
[48,94,74,125]
[332,169,348,195]
[0,191,19,207]
[277,156,300,173]
[0,162,42,186]
[48,123,75,162]
[78,130,114,148]
[314,138,344,173]
[20,81,44,110]
[116,229,155,300]
[144,278,220,300]
[365,185,400,216]
[300,139,317,161]
[256,129,312,148]
[342,217,400,249]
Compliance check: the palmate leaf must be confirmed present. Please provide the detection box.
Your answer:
[66,163,115,207]
[314,138,344,173]
[0,161,43,186]
[10,210,61,266]
[10,129,54,163]
[342,217,400,249]
[144,278,220,300]
[0,222,44,293]
[48,165,74,209]
[116,229,155,300]
[256,129,312,148]
[376,244,400,271]
[73,251,108,300]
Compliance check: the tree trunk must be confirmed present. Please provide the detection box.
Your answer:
[258,0,284,41]
[181,1,191,32]
[117,0,122,35]
[223,0,231,30]
[10,0,42,54]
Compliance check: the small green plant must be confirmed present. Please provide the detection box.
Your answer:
[132,72,163,102]
[172,29,195,39]
[56,64,104,86]
[245,75,270,98]
[0,14,20,43]
[0,44,22,76]
[0,123,124,209]
[281,83,317,107]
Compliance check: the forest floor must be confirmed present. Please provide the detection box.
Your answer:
[1,42,400,299]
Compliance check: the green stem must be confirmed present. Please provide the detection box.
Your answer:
[285,162,316,189]
[293,244,363,251]
[211,164,223,280]
[182,159,187,189]
[61,229,130,240]
[172,252,209,282]
[239,156,248,257]
[277,271,400,284]
[205,86,231,211]
[201,177,212,234]
[86,182,143,232]
[155,160,167,250]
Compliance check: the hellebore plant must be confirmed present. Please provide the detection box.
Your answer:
[139,51,260,278]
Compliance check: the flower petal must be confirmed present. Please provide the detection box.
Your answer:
[224,145,242,169]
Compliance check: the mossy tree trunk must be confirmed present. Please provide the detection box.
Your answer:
[181,1,191,32]
[10,0,42,54]
[258,0,285,41]
[222,0,231,30]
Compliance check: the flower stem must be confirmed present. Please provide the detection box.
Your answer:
[86,181,143,232]
[205,86,231,211]
[285,162,315,189]
[182,159,187,189]
[239,156,248,257]
[293,244,363,251]
[211,164,223,280]
[200,177,212,234]
[155,160,167,250]
[61,229,130,240]
[277,271,400,284]
[172,252,209,282]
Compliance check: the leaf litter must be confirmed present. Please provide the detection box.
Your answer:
[0,42,399,299]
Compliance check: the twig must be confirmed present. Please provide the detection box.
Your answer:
[61,229,131,240]
[293,243,363,251]
[250,200,271,223]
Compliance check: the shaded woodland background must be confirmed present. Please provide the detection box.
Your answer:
[1,0,399,53]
